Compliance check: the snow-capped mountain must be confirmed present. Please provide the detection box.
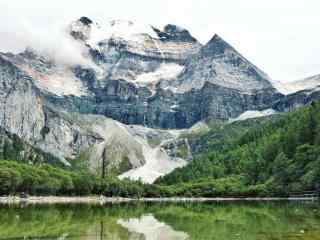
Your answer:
[164,34,273,93]
[0,16,319,182]
[272,74,320,95]
[272,74,320,113]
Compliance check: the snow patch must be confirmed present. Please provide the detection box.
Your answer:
[135,63,184,85]
[272,75,320,95]
[71,19,159,49]
[230,109,277,122]
[119,137,187,184]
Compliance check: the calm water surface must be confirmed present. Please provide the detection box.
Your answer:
[0,201,319,240]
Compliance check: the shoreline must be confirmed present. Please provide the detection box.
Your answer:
[0,196,318,205]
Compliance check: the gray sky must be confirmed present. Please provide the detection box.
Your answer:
[0,0,319,81]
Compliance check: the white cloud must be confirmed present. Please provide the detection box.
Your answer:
[0,5,94,67]
[0,0,319,80]
[22,19,94,67]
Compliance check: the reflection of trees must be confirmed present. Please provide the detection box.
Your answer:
[100,220,103,240]
[152,202,320,240]
[0,204,128,239]
[0,202,319,240]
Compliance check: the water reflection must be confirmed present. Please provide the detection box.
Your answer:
[118,214,189,240]
[0,202,319,240]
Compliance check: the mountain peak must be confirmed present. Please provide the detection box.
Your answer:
[152,24,198,43]
[79,16,93,26]
[201,34,234,56]
[69,17,161,45]
[70,17,92,41]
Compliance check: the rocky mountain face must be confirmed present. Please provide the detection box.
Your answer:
[59,18,282,128]
[0,16,319,182]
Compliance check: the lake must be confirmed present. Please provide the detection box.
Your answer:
[0,201,319,240]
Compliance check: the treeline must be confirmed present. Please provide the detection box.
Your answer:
[0,160,165,197]
[0,161,97,196]
[157,102,320,196]
[0,160,162,197]
[0,160,259,197]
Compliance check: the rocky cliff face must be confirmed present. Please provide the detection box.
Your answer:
[0,16,319,182]
[8,17,283,129]
[0,54,45,143]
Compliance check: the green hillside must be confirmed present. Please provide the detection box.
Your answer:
[156,102,320,196]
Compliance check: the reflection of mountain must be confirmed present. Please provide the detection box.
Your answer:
[118,214,189,240]
[0,203,319,240]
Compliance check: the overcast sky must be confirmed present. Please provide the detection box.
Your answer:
[0,0,319,81]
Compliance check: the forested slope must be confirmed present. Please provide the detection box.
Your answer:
[157,102,320,196]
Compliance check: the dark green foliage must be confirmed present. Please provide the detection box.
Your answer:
[0,161,96,196]
[0,160,149,197]
[0,167,22,195]
[158,102,320,196]
[188,117,279,155]
[118,156,133,173]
